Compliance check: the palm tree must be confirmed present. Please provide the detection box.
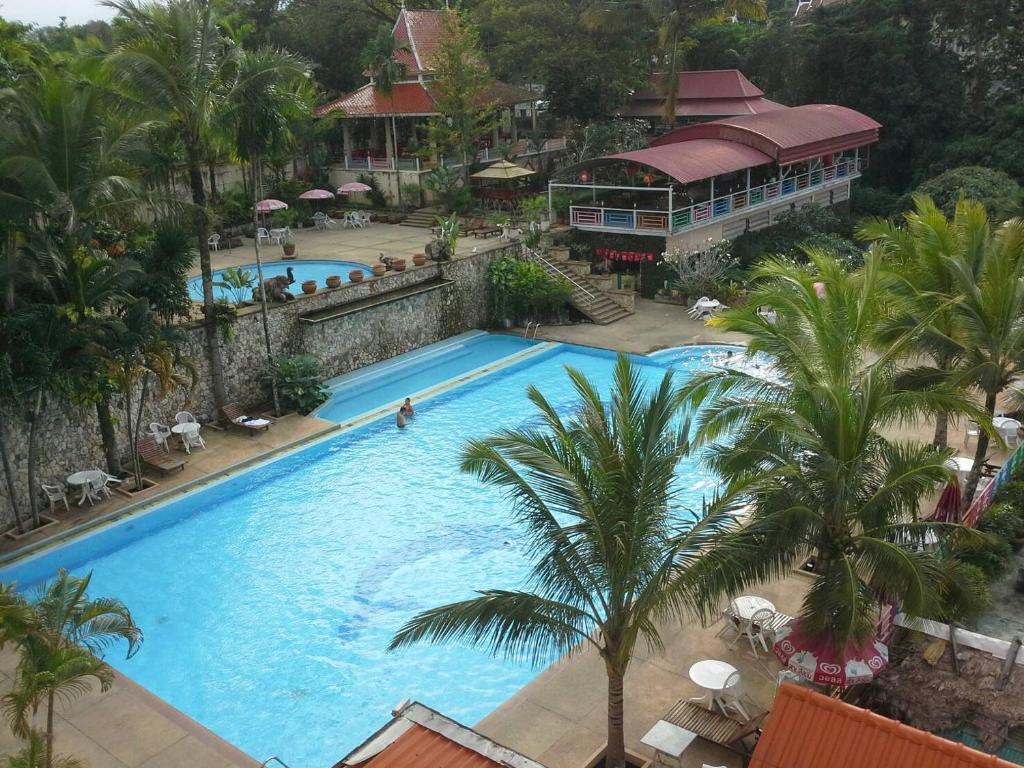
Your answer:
[583,0,766,125]
[859,196,992,449]
[390,355,741,768]
[2,570,142,768]
[361,24,409,95]
[680,249,984,648]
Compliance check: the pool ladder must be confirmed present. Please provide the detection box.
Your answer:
[524,321,542,339]
[260,758,291,768]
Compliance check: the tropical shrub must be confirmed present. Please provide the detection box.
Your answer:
[730,206,864,269]
[400,181,422,210]
[914,166,1021,222]
[264,354,329,414]
[949,532,1013,580]
[356,173,388,208]
[213,266,256,306]
[660,239,736,300]
[977,502,1024,541]
[487,255,572,323]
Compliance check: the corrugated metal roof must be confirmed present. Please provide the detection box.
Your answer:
[352,724,499,768]
[650,104,881,164]
[751,685,1019,768]
[632,69,766,100]
[618,96,786,118]
[606,139,773,184]
[314,82,437,117]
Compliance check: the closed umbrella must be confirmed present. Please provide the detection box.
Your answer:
[929,481,963,523]
[773,620,889,688]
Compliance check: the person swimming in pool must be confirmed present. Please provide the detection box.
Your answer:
[396,408,407,429]
[400,397,415,418]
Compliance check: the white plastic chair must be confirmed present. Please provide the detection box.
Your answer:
[964,421,981,448]
[354,211,370,228]
[312,212,335,231]
[93,468,121,499]
[182,425,206,452]
[256,227,271,244]
[207,233,221,251]
[174,411,197,425]
[87,474,110,503]
[41,483,69,514]
[999,418,1022,448]
[687,297,712,319]
[149,422,172,451]
[715,671,750,721]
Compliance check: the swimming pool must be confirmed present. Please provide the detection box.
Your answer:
[189,259,372,302]
[1,339,735,767]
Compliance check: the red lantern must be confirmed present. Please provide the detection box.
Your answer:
[642,172,655,186]
[580,169,591,183]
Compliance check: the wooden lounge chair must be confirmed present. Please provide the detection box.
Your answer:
[135,435,186,475]
[222,403,272,435]
[661,699,765,752]
[462,218,486,234]
[472,222,501,238]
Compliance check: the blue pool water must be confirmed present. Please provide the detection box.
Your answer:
[189,259,372,301]
[2,339,734,767]
[316,331,541,423]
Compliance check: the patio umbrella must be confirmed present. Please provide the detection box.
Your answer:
[338,182,372,194]
[298,189,335,200]
[255,199,288,212]
[774,620,889,688]
[929,480,963,523]
[470,160,535,180]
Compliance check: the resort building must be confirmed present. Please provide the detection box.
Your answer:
[550,103,881,251]
[315,7,556,202]
[336,700,548,768]
[616,69,785,124]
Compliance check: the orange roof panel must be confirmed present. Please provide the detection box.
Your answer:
[351,724,506,768]
[751,685,1018,768]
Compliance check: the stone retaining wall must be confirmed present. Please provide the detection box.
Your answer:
[0,246,513,529]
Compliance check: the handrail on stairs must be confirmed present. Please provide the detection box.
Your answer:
[521,247,597,304]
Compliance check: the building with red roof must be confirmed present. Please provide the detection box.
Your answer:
[751,684,1019,768]
[617,70,786,123]
[335,700,548,768]
[550,102,879,252]
[316,6,545,202]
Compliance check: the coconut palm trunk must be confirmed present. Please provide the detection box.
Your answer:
[0,414,26,534]
[96,396,122,476]
[963,390,998,506]
[25,390,44,529]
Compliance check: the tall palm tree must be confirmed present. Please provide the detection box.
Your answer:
[859,196,992,449]
[680,250,984,648]
[583,0,766,125]
[390,356,742,768]
[361,24,409,95]
[2,570,141,768]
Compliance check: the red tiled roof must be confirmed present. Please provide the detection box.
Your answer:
[618,96,786,118]
[650,104,881,165]
[633,69,766,100]
[751,684,1019,768]
[337,702,547,768]
[314,82,437,117]
[393,9,447,75]
[605,139,773,184]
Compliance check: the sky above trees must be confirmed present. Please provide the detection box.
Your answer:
[1,0,113,26]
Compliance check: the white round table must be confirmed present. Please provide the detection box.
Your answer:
[66,469,103,506]
[171,422,200,453]
[729,596,775,621]
[993,417,1018,429]
[689,659,738,692]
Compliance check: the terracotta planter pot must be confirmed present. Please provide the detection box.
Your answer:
[301,280,317,295]
[283,243,296,256]
[412,254,426,266]
[392,258,407,272]
[372,264,386,277]
[325,275,342,289]
[349,270,364,283]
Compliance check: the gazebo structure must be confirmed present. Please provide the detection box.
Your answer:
[550,103,880,251]
[616,69,785,124]
[315,7,551,203]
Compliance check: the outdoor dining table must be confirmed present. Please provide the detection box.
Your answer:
[66,469,104,506]
[640,719,698,768]
[171,422,201,454]
[944,456,975,483]
[688,659,739,711]
[269,227,291,244]
[728,596,776,622]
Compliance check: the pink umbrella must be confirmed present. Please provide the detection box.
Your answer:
[298,189,335,200]
[255,199,288,212]
[337,182,372,195]
[928,480,963,523]
[773,620,888,688]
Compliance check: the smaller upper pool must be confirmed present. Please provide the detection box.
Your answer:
[188,259,372,302]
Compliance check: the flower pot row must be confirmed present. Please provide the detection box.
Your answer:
[296,253,430,294]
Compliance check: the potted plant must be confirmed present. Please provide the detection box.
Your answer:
[392,258,407,272]
[349,269,364,283]
[301,279,317,295]
[282,240,297,258]
[325,275,342,289]
[413,253,426,267]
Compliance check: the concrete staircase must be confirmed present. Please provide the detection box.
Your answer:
[401,208,441,228]
[523,248,632,325]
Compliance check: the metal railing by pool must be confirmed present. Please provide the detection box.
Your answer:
[568,159,861,236]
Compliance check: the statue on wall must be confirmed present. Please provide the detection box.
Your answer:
[253,266,296,302]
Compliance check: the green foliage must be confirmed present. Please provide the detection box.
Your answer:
[134,218,194,325]
[265,353,329,414]
[399,182,422,210]
[949,532,1013,581]
[424,167,473,214]
[519,195,548,223]
[562,120,648,166]
[731,206,864,269]
[212,187,252,229]
[914,166,1022,222]
[851,185,905,218]
[355,173,387,208]
[213,266,256,305]
[977,503,1024,541]
[932,560,992,624]
[487,255,572,323]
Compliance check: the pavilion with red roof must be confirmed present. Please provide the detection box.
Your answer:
[550,102,880,251]
[617,69,785,123]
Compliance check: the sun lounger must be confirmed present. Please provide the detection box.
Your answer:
[135,435,186,475]
[222,403,272,435]
[462,218,486,234]
[661,699,765,752]
[472,223,501,238]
